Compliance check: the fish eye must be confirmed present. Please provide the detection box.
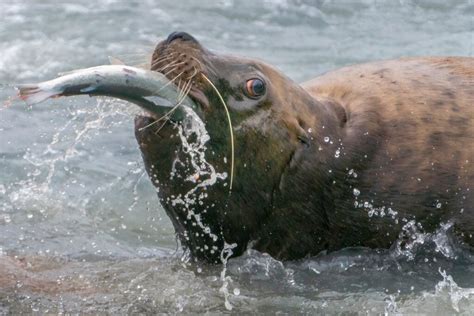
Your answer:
[244,78,266,98]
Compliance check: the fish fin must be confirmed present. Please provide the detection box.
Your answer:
[135,62,150,69]
[108,56,126,65]
[15,84,59,105]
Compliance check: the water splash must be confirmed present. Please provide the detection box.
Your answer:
[435,268,474,313]
[219,242,237,310]
[169,107,227,244]
[392,221,457,261]
[164,107,239,310]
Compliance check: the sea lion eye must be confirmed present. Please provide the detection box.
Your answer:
[245,78,266,98]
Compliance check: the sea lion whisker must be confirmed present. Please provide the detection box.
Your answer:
[150,55,174,69]
[151,54,174,63]
[177,78,182,92]
[159,61,186,73]
[154,62,175,73]
[152,71,185,95]
[152,51,178,62]
[174,80,193,108]
[138,80,193,133]
[148,80,192,130]
[176,85,186,103]
[186,67,199,80]
[191,56,217,76]
[137,117,162,131]
[148,83,192,129]
[153,119,169,135]
[201,73,234,192]
[163,67,181,77]
[190,56,204,70]
[175,80,192,107]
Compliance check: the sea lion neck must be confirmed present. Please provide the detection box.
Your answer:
[274,79,349,147]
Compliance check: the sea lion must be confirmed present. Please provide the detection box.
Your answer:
[135,31,473,263]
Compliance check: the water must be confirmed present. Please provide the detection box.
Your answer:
[1,0,473,314]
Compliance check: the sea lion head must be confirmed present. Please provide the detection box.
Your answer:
[135,32,343,262]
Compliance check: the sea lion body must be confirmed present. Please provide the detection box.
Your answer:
[135,33,473,262]
[297,57,473,252]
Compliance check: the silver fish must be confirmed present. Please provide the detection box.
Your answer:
[16,65,197,121]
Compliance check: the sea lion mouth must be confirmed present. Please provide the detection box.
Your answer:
[188,86,209,109]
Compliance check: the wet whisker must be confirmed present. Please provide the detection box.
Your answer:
[163,67,180,77]
[153,119,170,135]
[150,54,177,70]
[186,67,199,80]
[159,61,186,73]
[138,81,193,133]
[152,71,185,95]
[177,79,192,101]
[201,73,235,192]
[190,56,204,71]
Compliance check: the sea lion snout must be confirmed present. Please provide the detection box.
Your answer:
[150,32,212,110]
[165,31,199,44]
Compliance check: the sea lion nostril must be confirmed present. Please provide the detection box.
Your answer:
[166,31,198,44]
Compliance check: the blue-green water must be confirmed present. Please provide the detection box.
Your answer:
[0,0,473,313]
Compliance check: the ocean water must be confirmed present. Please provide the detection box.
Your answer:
[0,0,473,314]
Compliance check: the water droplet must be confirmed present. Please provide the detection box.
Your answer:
[27,213,33,219]
[353,188,360,197]
[233,288,240,296]
[324,136,330,143]
[436,203,442,209]
[335,149,340,158]
[224,301,233,310]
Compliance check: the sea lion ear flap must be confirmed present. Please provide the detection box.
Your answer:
[297,131,311,147]
[294,117,311,147]
[297,125,312,147]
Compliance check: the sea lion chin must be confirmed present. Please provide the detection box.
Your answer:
[135,32,474,263]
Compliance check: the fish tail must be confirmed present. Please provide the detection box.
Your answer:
[16,83,60,105]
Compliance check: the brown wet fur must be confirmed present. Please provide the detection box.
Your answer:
[302,57,473,246]
[135,32,473,262]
